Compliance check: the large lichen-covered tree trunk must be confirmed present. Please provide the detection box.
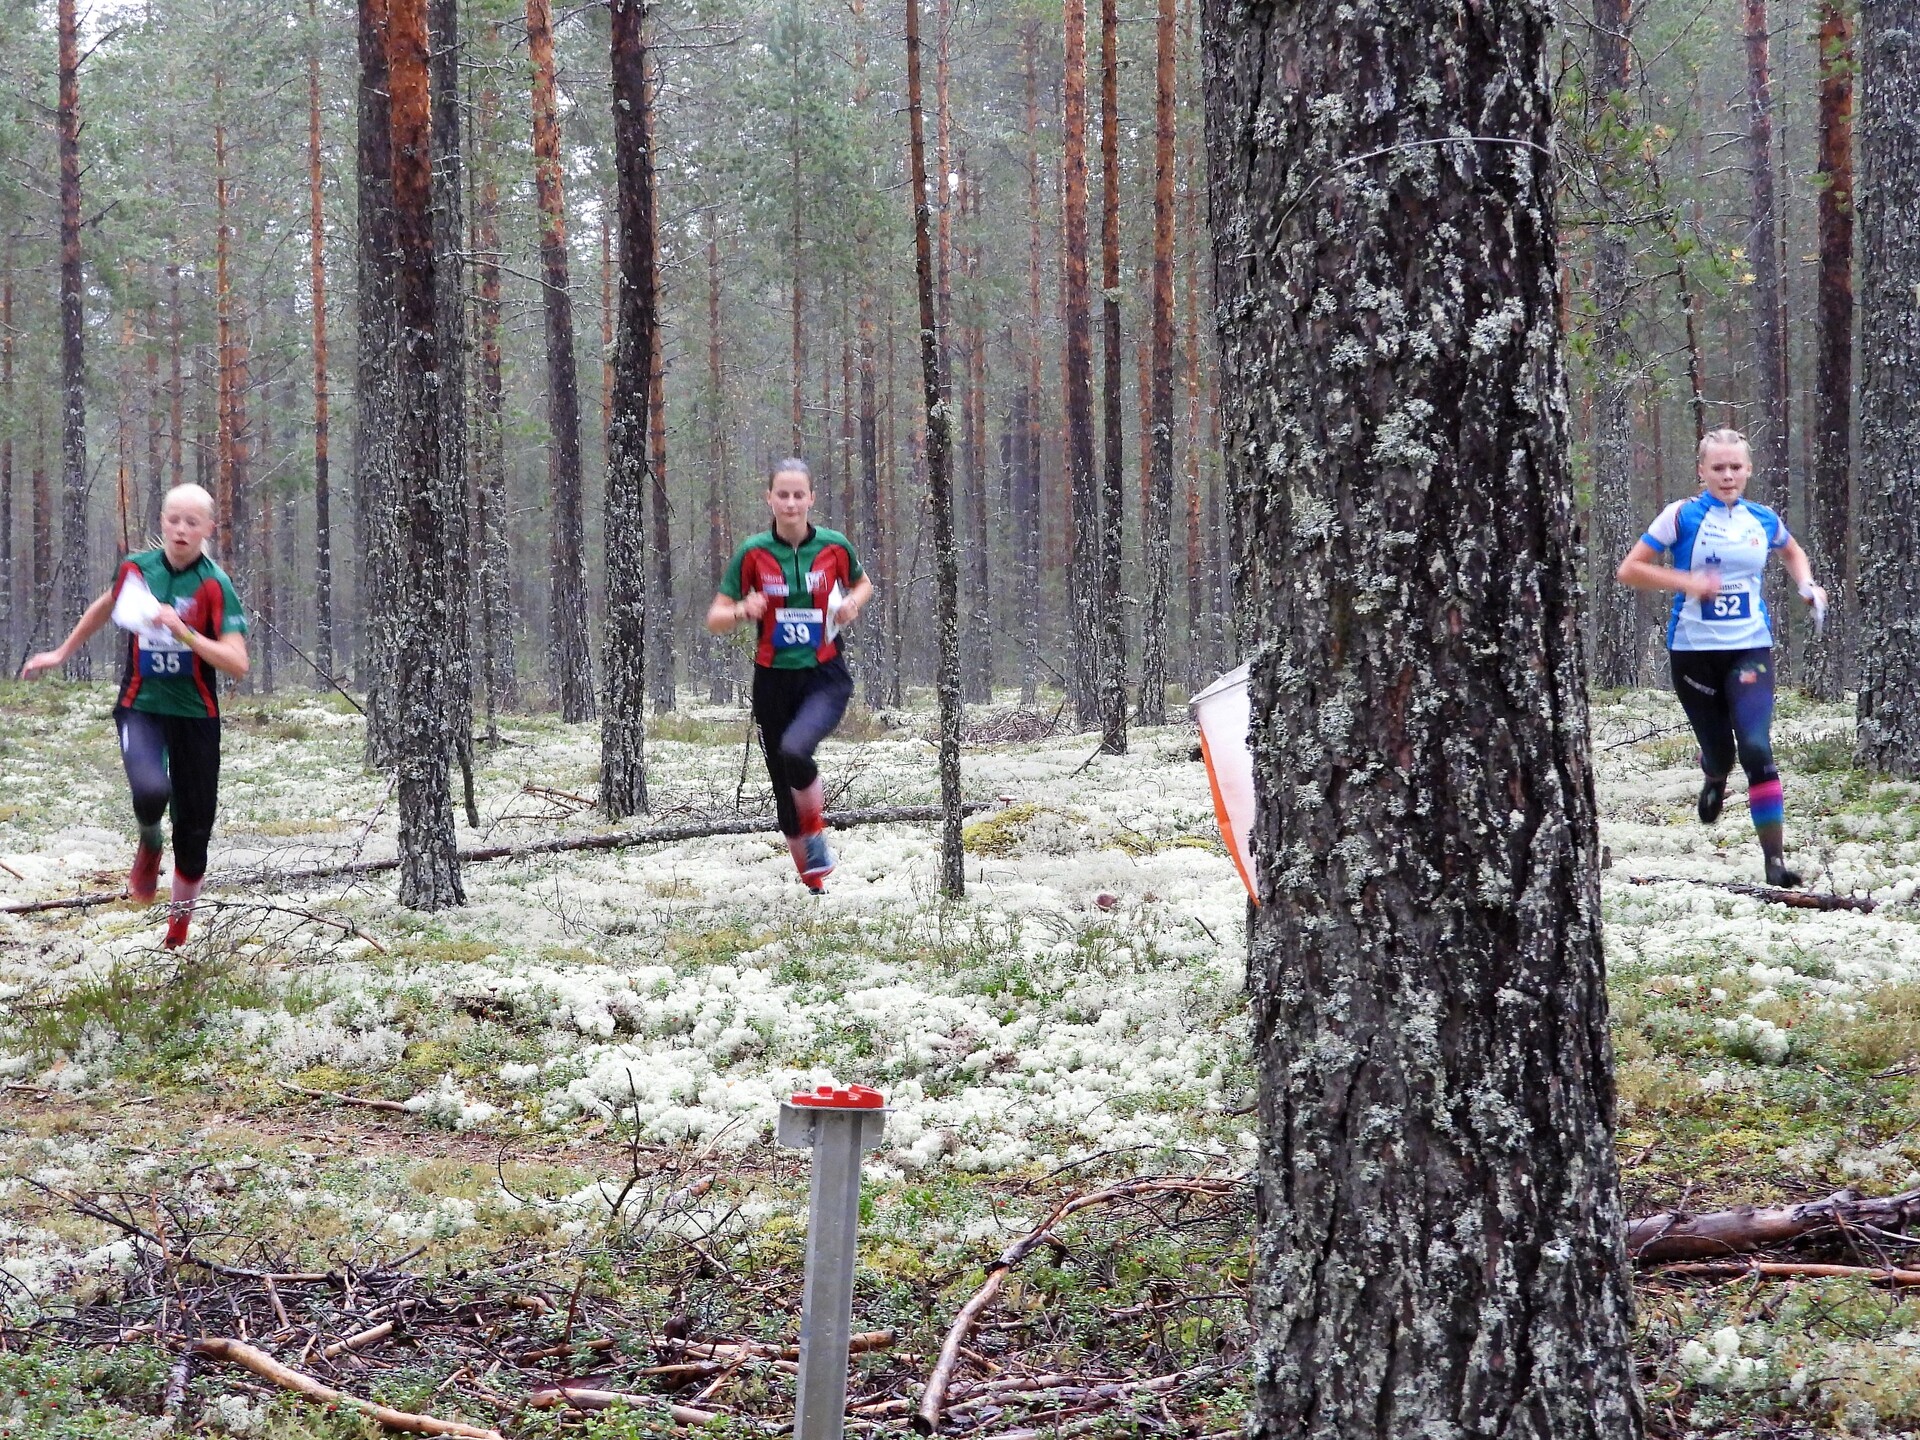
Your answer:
[1201,0,1644,1432]
[1854,0,1920,773]
[599,0,654,819]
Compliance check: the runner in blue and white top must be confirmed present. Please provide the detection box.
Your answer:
[1616,428,1827,889]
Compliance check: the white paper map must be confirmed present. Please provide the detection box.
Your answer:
[826,581,847,642]
[111,571,177,648]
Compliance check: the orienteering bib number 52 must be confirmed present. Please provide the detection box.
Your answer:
[1705,591,1752,621]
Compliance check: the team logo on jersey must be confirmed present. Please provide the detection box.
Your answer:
[762,581,790,597]
[805,570,825,590]
[1702,552,1722,566]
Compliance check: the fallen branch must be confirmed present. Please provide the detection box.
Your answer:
[1623,874,1876,913]
[189,1336,502,1440]
[322,1320,397,1359]
[914,1177,1241,1435]
[1648,1260,1920,1286]
[524,1385,722,1425]
[275,1078,411,1114]
[4,804,986,915]
[1628,1186,1920,1262]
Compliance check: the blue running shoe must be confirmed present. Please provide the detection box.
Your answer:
[801,830,835,881]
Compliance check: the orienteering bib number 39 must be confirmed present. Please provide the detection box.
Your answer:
[138,643,190,678]
[773,608,824,651]
[1705,590,1753,622]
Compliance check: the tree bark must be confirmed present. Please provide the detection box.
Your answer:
[647,130,676,716]
[355,0,401,762]
[1020,23,1044,709]
[57,0,89,678]
[1140,0,1177,724]
[1805,0,1855,700]
[309,0,336,682]
[1202,0,1645,1429]
[904,0,964,899]
[1744,0,1793,657]
[1854,0,1920,774]
[473,32,516,726]
[1095,0,1127,753]
[706,228,733,706]
[386,0,463,910]
[1062,0,1098,728]
[600,0,656,818]
[528,0,596,721]
[1,252,12,659]
[1588,0,1641,690]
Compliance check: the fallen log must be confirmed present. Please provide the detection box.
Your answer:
[1647,1260,1920,1286]
[1628,1186,1920,1262]
[913,1177,1242,1436]
[189,1337,502,1440]
[3,804,985,916]
[1623,874,1876,913]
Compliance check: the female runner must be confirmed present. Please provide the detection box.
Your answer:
[20,483,250,944]
[1616,428,1826,888]
[707,459,873,893]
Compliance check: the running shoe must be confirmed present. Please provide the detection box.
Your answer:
[162,909,192,949]
[1765,854,1803,890]
[1698,776,1726,825]
[800,830,835,882]
[128,844,163,903]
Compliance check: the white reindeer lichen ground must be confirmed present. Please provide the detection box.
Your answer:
[13,680,1920,1428]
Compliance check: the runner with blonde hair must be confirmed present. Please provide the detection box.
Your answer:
[20,483,250,945]
[1617,429,1826,887]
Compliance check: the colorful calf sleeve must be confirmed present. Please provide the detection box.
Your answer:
[1748,776,1785,857]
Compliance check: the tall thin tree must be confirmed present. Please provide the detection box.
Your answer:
[1139,0,1177,724]
[904,0,963,898]
[1095,0,1126,752]
[1806,0,1855,699]
[472,30,516,725]
[1744,0,1792,652]
[1854,0,1920,773]
[601,0,656,817]
[1062,0,1098,727]
[528,0,596,720]
[57,0,88,678]
[1203,0,1645,1428]
[386,0,463,909]
[309,0,336,681]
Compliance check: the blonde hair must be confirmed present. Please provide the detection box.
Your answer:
[1698,428,1751,462]
[161,483,217,522]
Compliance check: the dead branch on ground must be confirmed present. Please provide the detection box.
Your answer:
[189,1337,504,1440]
[1629,1186,1920,1263]
[1624,874,1876,912]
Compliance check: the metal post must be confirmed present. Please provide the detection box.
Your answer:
[777,1084,888,1440]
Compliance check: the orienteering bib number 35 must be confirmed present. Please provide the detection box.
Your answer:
[773,607,825,651]
[138,642,190,677]
[1704,590,1753,622]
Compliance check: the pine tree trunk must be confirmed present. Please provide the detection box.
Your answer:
[1588,0,1641,689]
[1140,0,1176,723]
[143,302,162,538]
[1021,23,1044,708]
[706,229,733,706]
[1096,0,1127,753]
[1203,0,1645,1427]
[386,0,463,910]
[528,0,596,721]
[1744,0,1793,656]
[647,140,676,715]
[1182,67,1206,688]
[473,36,516,725]
[904,0,964,896]
[1854,0,1920,773]
[965,184,992,705]
[600,0,655,818]
[1062,0,1098,728]
[33,428,52,648]
[355,0,401,761]
[309,0,336,682]
[1805,0,1855,700]
[57,0,89,678]
[1,253,12,659]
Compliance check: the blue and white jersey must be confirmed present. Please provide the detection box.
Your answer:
[1642,493,1789,651]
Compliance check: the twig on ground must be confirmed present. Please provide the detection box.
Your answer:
[189,1336,503,1440]
[524,1384,724,1425]
[914,1177,1241,1435]
[1648,1260,1920,1286]
[274,1078,411,1115]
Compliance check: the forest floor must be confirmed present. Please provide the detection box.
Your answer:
[5,678,1920,1436]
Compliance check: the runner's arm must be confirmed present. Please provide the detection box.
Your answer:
[707,590,769,634]
[154,606,250,678]
[1617,540,1717,601]
[831,575,874,626]
[1775,536,1827,608]
[18,588,115,678]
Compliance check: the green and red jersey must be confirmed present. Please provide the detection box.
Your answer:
[111,549,248,718]
[720,525,864,669]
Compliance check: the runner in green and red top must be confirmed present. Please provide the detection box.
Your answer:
[707,458,873,893]
[20,484,250,946]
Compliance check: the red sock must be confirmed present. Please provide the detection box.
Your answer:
[794,778,826,835]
